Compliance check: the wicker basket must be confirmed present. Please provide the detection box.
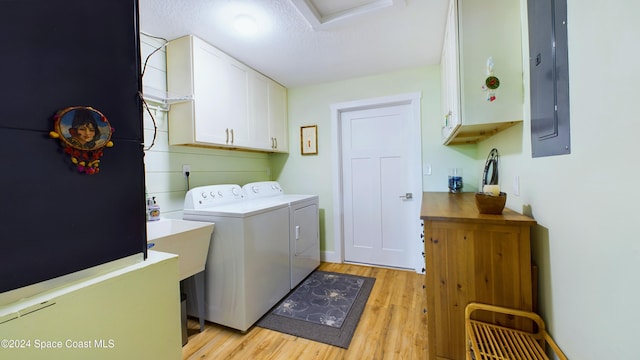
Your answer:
[475,192,507,214]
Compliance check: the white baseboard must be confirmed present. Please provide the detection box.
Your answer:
[320,250,341,264]
[321,251,425,274]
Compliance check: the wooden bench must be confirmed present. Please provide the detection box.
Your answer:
[465,302,568,360]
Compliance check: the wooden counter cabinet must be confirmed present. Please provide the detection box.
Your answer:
[420,192,536,360]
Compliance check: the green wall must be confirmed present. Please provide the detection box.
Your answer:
[474,1,639,358]
[273,66,478,254]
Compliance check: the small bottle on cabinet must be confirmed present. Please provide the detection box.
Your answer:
[147,197,160,221]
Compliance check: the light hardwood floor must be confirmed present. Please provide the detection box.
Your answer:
[182,262,427,360]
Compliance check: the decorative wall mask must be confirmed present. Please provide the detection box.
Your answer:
[49,106,114,175]
[482,57,500,102]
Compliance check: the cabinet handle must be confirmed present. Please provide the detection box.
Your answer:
[231,128,234,144]
[274,137,278,149]
[444,111,452,127]
[225,128,229,144]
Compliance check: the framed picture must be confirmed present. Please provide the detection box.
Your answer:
[300,125,318,155]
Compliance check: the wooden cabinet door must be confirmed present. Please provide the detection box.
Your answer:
[426,221,533,360]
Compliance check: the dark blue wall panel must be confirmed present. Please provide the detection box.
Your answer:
[0,0,146,293]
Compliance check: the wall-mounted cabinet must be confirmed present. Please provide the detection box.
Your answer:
[441,0,524,145]
[166,35,288,153]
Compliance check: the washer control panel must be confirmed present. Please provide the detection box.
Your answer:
[184,184,245,209]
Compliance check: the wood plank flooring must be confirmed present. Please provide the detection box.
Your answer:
[182,262,427,360]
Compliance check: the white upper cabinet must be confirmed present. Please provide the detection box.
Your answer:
[268,81,288,153]
[166,35,288,153]
[441,0,524,145]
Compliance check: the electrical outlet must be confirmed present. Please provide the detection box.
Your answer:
[182,165,191,177]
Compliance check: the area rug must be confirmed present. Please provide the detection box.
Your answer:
[257,270,375,348]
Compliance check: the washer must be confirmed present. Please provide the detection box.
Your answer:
[243,181,320,289]
[183,184,290,332]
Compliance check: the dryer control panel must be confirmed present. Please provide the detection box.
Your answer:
[242,181,283,199]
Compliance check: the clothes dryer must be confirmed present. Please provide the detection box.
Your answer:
[242,181,320,288]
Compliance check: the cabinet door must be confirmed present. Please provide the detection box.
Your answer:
[248,73,288,152]
[268,81,288,152]
[440,0,460,142]
[192,38,229,145]
[441,0,524,145]
[457,0,523,125]
[426,221,533,360]
[249,72,273,150]
[224,60,251,147]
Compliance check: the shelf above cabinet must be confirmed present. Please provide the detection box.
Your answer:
[444,120,521,145]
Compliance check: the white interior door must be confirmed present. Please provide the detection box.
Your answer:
[341,103,419,269]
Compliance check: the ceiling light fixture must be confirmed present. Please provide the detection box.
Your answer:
[234,14,259,36]
[290,0,405,30]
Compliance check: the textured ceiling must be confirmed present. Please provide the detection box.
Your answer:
[138,0,449,88]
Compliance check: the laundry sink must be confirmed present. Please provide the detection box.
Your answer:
[146,219,214,281]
